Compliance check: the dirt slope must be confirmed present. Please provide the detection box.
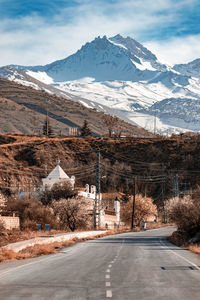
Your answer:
[0,78,151,137]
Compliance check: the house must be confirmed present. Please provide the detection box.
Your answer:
[79,186,121,229]
[18,162,121,229]
[41,162,75,191]
[0,192,20,230]
[78,184,101,200]
[101,197,120,229]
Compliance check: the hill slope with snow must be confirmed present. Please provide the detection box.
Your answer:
[3,34,200,134]
[173,59,200,78]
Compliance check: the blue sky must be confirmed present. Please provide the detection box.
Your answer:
[0,0,200,66]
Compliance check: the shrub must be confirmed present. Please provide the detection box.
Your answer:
[41,181,77,205]
[166,194,200,240]
[5,196,56,230]
[0,219,5,235]
[121,194,157,226]
[51,196,91,231]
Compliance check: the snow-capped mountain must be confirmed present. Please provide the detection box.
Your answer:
[3,34,200,134]
[173,59,200,78]
[0,65,137,127]
[12,35,163,82]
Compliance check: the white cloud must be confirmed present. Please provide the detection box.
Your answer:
[0,0,199,66]
[145,35,200,65]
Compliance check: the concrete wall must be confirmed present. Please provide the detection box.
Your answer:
[0,216,20,230]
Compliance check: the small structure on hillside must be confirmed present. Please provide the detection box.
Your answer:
[66,127,80,136]
[78,184,102,200]
[0,192,20,230]
[41,161,75,191]
[101,197,121,228]
[79,187,121,229]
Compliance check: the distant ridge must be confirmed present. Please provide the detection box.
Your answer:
[1,34,200,134]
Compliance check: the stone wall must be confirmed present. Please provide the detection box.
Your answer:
[0,216,20,230]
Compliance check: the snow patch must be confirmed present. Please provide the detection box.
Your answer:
[26,71,54,84]
[132,58,157,71]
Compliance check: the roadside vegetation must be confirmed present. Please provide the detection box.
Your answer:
[121,194,157,226]
[0,229,128,263]
[1,133,200,257]
[166,188,200,253]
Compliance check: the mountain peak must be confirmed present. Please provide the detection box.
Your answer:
[109,34,157,62]
[6,34,166,82]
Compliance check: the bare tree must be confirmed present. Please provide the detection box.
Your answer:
[121,194,157,226]
[30,116,38,134]
[51,196,91,231]
[103,115,119,137]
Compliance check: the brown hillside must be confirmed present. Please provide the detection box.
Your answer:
[0,78,151,137]
[0,134,200,207]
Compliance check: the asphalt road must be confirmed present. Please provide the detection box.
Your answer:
[0,226,200,300]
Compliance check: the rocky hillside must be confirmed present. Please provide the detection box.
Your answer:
[0,78,150,136]
[0,134,200,207]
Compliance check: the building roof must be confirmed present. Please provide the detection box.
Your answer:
[47,165,69,180]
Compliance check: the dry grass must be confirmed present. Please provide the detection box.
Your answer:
[168,231,200,255]
[0,240,76,262]
[0,249,17,262]
[188,244,200,255]
[0,229,69,248]
[0,229,130,263]
[147,222,173,230]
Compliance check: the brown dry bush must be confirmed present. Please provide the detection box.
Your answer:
[121,194,157,226]
[167,193,200,243]
[41,181,77,205]
[0,229,130,262]
[188,244,200,254]
[51,196,91,231]
[5,196,56,230]
[0,219,5,235]
[0,249,17,262]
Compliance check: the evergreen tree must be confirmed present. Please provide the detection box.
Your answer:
[43,117,53,137]
[103,114,118,137]
[80,120,92,137]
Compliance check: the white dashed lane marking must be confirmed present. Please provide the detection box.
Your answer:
[106,282,111,287]
[105,238,125,298]
[106,290,112,298]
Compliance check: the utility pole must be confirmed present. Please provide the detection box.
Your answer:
[131,176,136,230]
[94,150,101,229]
[176,173,179,197]
[172,173,179,198]
[153,102,157,135]
[161,164,166,223]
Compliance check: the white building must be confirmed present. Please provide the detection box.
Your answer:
[41,163,75,191]
[79,185,120,229]
[78,184,102,200]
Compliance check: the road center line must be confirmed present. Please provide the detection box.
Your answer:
[106,282,111,287]
[106,269,110,273]
[105,274,110,279]
[108,264,112,268]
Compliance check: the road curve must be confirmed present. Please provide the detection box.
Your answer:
[0,226,199,299]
